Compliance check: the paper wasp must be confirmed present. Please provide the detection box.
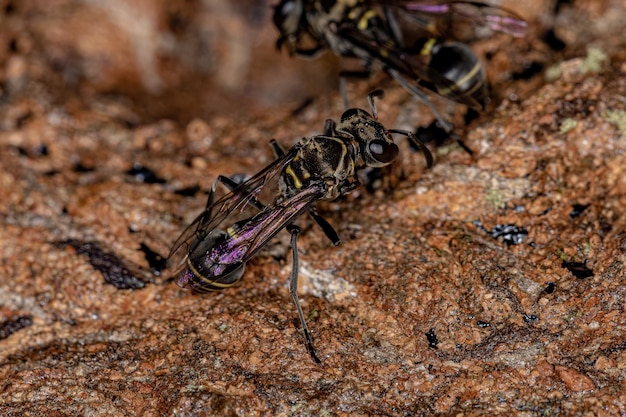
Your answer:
[168,91,432,362]
[273,0,527,135]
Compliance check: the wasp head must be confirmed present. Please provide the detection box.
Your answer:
[273,0,305,54]
[339,108,399,168]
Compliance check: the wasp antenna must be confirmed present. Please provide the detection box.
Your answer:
[339,76,350,109]
[449,131,474,156]
[324,119,338,136]
[270,139,287,158]
[367,90,384,119]
[387,128,434,168]
[407,131,434,169]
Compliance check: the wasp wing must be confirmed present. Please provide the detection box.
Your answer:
[212,180,329,267]
[334,1,525,109]
[334,22,418,77]
[379,1,527,38]
[167,145,301,273]
[334,23,473,106]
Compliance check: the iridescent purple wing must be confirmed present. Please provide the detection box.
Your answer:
[175,180,328,292]
[384,0,528,38]
[167,145,300,273]
[333,21,488,107]
[208,180,328,268]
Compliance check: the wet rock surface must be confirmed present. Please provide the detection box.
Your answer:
[1,0,625,415]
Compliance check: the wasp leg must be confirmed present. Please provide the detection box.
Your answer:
[386,68,474,155]
[386,67,455,134]
[339,69,372,109]
[382,6,404,49]
[269,139,286,158]
[292,45,325,58]
[214,174,266,211]
[366,89,385,120]
[447,130,474,155]
[287,225,321,363]
[203,177,222,209]
[308,206,340,246]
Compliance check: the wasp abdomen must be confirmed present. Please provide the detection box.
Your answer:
[177,229,246,292]
[428,42,487,110]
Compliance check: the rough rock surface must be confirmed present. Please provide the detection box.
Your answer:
[1,0,625,416]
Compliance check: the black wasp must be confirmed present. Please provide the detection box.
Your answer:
[168,91,432,363]
[273,0,526,136]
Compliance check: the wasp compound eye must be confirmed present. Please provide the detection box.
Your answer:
[273,0,301,31]
[367,139,398,166]
[274,0,294,22]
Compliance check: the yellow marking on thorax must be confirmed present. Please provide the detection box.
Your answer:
[357,10,377,31]
[421,38,437,56]
[285,165,303,189]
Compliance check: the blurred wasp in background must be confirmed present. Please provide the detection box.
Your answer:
[168,91,432,363]
[273,0,527,140]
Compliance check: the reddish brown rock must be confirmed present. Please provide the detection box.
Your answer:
[555,365,596,392]
[1,0,626,416]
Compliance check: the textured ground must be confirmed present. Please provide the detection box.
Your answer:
[1,0,625,416]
